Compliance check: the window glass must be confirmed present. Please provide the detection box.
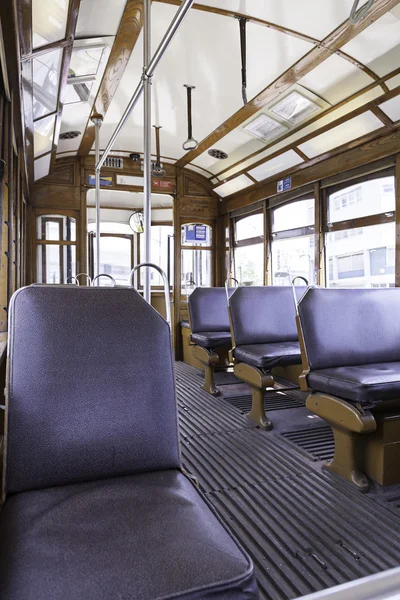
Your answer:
[272,198,314,232]
[37,215,76,241]
[140,225,174,286]
[181,223,212,247]
[37,244,76,284]
[98,236,132,286]
[181,249,212,289]
[272,236,315,285]
[234,244,264,286]
[326,222,395,288]
[327,176,395,223]
[33,48,63,120]
[32,0,68,49]
[235,213,263,242]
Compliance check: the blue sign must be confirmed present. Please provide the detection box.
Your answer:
[277,176,292,193]
[185,224,207,243]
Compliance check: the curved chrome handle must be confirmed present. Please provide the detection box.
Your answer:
[129,263,171,327]
[76,273,93,286]
[291,276,309,316]
[184,277,196,300]
[92,274,117,287]
[66,276,79,285]
[225,276,239,302]
[350,0,374,23]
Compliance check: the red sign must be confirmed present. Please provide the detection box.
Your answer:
[152,178,175,190]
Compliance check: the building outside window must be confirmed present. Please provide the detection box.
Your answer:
[326,175,395,288]
[233,212,264,286]
[271,197,315,285]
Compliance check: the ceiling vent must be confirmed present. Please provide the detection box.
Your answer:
[59,130,81,140]
[208,149,228,160]
[243,114,286,143]
[104,157,124,169]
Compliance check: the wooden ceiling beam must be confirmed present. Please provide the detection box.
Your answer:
[50,0,80,171]
[78,0,144,156]
[175,0,400,169]
[212,85,400,189]
[154,0,386,88]
[214,66,400,180]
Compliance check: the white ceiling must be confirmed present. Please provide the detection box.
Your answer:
[54,0,400,197]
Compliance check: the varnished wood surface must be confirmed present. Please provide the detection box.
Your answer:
[50,0,80,170]
[176,0,400,169]
[78,0,144,156]
[214,67,400,181]
[213,84,400,190]
[221,128,400,214]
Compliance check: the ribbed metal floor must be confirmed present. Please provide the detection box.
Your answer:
[175,361,400,600]
[281,425,335,462]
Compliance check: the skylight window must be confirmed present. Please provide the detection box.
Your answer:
[68,46,105,79]
[243,114,287,143]
[270,91,320,124]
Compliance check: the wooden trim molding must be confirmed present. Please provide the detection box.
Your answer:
[78,0,144,156]
[220,128,400,214]
[212,85,400,190]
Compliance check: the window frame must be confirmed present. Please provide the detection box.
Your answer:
[33,209,79,284]
[323,169,396,289]
[269,194,316,285]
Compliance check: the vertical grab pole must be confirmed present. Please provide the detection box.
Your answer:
[143,0,152,304]
[92,114,103,284]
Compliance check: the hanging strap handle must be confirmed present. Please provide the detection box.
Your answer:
[183,85,198,151]
[237,17,248,105]
[152,126,166,176]
[350,0,374,24]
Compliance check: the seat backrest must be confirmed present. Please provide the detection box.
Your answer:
[189,287,230,333]
[298,287,400,371]
[229,286,305,346]
[4,286,180,495]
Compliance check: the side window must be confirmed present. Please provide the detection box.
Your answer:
[140,225,174,287]
[233,212,264,286]
[181,223,213,293]
[270,198,315,286]
[326,175,395,289]
[36,214,77,284]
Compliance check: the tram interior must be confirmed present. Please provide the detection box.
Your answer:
[1,0,400,598]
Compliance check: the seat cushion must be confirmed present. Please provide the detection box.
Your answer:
[191,331,232,348]
[0,470,257,600]
[234,342,301,369]
[307,362,400,406]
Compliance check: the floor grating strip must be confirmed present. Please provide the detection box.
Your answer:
[175,361,400,599]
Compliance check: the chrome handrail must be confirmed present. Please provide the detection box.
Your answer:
[76,273,93,286]
[129,263,171,327]
[92,274,117,287]
[66,276,79,285]
[184,277,196,300]
[291,276,309,316]
[225,276,239,302]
